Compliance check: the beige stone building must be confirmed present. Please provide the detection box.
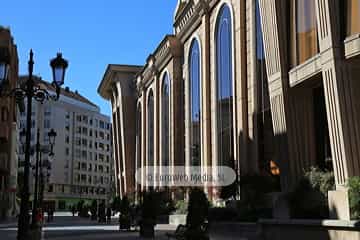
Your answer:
[98,0,360,220]
[19,77,114,210]
[0,27,19,219]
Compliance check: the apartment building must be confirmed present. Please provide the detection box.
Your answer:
[19,77,114,210]
[0,27,19,219]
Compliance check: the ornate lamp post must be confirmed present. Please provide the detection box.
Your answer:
[39,129,56,211]
[0,50,68,240]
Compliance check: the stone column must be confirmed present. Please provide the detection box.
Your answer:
[116,82,127,194]
[259,0,318,192]
[110,94,120,197]
[315,0,360,220]
[258,0,293,191]
[154,74,160,190]
[201,7,213,198]
[141,90,147,191]
[236,0,248,179]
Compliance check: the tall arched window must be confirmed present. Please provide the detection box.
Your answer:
[189,39,201,166]
[136,104,142,172]
[147,91,154,168]
[161,73,170,168]
[216,4,233,166]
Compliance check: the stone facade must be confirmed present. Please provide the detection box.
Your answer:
[98,0,360,219]
[0,27,19,219]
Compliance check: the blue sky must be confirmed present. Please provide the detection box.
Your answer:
[1,0,178,116]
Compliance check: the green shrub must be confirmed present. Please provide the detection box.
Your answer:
[304,167,335,198]
[174,200,188,214]
[348,176,360,219]
[157,191,175,215]
[288,167,335,219]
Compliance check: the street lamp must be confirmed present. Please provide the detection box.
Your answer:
[39,130,56,212]
[48,129,57,155]
[0,49,68,240]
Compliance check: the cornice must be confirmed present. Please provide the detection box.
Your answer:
[174,0,210,39]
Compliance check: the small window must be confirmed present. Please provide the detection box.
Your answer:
[1,107,8,122]
[44,106,51,116]
[44,119,51,129]
[65,148,70,156]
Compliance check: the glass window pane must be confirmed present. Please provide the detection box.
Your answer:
[147,91,154,167]
[136,106,142,171]
[295,0,319,65]
[347,0,360,36]
[216,5,234,166]
[161,74,170,168]
[189,40,201,166]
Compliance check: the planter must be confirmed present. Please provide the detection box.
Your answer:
[169,214,186,225]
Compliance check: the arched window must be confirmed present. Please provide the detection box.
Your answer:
[189,39,201,166]
[147,91,154,168]
[216,4,233,166]
[136,104,142,171]
[161,73,170,168]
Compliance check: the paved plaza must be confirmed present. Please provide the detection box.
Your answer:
[0,213,177,240]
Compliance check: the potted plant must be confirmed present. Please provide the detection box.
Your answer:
[140,191,159,238]
[185,188,210,240]
[119,196,131,230]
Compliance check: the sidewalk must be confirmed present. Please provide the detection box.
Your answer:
[0,217,18,229]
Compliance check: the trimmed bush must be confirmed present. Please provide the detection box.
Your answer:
[348,176,360,219]
[288,167,335,219]
[157,191,175,215]
[174,200,188,214]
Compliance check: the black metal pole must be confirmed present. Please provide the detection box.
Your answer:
[39,151,44,212]
[17,49,34,240]
[31,128,40,227]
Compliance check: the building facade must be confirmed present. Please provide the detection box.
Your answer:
[0,27,19,219]
[19,77,114,210]
[98,0,360,220]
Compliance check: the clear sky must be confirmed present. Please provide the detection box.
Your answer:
[1,0,178,117]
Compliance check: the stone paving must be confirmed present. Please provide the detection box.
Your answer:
[0,212,253,239]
